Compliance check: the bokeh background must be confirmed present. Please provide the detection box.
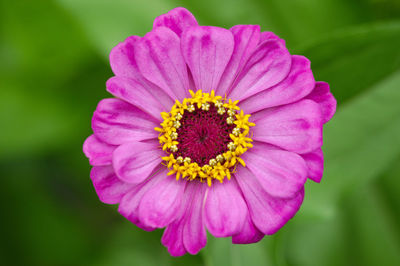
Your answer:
[1,0,400,265]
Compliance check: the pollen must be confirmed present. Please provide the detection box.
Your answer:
[227,109,236,117]
[170,132,178,140]
[216,154,224,162]
[214,100,223,108]
[201,102,210,111]
[176,156,183,164]
[209,158,217,166]
[226,117,234,125]
[232,127,241,136]
[228,142,236,151]
[187,104,195,112]
[156,90,255,186]
[175,113,183,120]
[217,107,226,115]
[170,144,178,152]
[173,121,181,128]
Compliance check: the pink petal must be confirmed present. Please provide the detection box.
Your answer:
[106,76,165,121]
[231,213,264,244]
[161,185,192,257]
[112,141,163,183]
[301,148,324,183]
[260,31,285,46]
[161,218,187,256]
[161,181,207,256]
[109,36,174,109]
[118,166,167,231]
[252,99,323,154]
[110,36,142,79]
[242,143,308,198]
[306,81,337,124]
[235,167,304,235]
[153,7,198,37]
[204,179,247,237]
[215,25,260,96]
[228,39,291,101]
[138,177,186,228]
[135,27,189,101]
[181,26,234,93]
[240,55,315,114]
[183,182,207,255]
[90,165,135,204]
[92,98,158,145]
[83,135,116,166]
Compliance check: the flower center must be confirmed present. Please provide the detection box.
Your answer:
[175,104,234,166]
[155,90,255,186]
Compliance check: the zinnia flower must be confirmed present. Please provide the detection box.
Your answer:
[83,7,336,256]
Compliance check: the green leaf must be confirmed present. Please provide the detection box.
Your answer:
[343,184,400,266]
[287,22,400,219]
[378,154,400,228]
[283,213,349,266]
[283,164,400,266]
[295,21,400,104]
[303,68,400,218]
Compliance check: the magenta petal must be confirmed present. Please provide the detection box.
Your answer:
[106,76,166,121]
[110,36,142,79]
[183,182,207,255]
[216,25,260,96]
[306,81,337,124]
[92,98,158,145]
[90,165,135,204]
[161,182,193,257]
[204,179,247,237]
[118,167,166,231]
[109,36,174,109]
[161,181,207,256]
[240,55,315,114]
[110,36,173,103]
[252,99,323,154]
[161,218,187,256]
[301,148,324,183]
[153,7,198,37]
[138,177,186,228]
[135,27,189,101]
[231,213,264,244]
[181,26,234,93]
[260,31,285,46]
[235,167,304,235]
[242,144,308,198]
[228,39,291,101]
[113,141,163,183]
[83,135,116,166]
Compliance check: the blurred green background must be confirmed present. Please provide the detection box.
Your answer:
[1,0,400,265]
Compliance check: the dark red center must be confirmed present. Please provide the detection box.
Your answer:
[174,104,234,166]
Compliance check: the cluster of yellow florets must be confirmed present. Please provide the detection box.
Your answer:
[154,90,255,186]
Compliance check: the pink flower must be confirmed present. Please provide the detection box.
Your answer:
[83,7,336,256]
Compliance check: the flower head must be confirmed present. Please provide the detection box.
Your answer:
[83,7,336,256]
